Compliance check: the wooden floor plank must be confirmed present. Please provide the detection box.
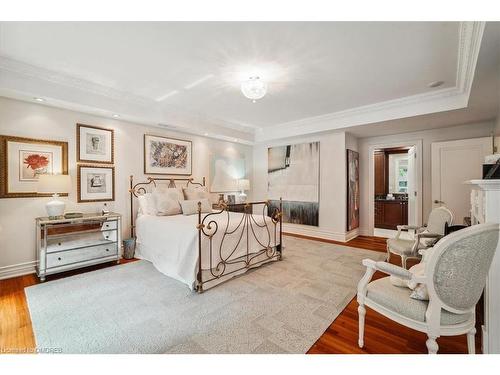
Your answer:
[0,235,478,354]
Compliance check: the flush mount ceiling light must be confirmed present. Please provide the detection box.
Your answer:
[241,76,267,103]
[112,114,120,118]
[34,97,45,102]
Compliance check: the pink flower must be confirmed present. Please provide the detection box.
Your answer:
[24,154,49,170]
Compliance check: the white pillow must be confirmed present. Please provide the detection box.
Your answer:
[180,199,212,215]
[183,186,211,201]
[389,246,436,301]
[137,193,157,215]
[153,188,183,216]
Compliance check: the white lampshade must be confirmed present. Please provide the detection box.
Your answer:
[37,174,71,194]
[237,179,250,191]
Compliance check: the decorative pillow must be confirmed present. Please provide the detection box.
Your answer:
[389,247,437,301]
[410,283,429,301]
[137,193,157,215]
[183,186,211,201]
[180,199,212,215]
[153,189,183,216]
[154,186,184,201]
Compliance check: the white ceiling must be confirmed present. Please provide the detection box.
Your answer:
[0,21,497,142]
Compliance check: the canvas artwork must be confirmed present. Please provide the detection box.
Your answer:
[267,142,320,226]
[347,149,360,231]
[19,150,53,181]
[209,154,245,192]
[144,135,192,175]
[0,135,68,198]
[77,124,114,164]
[78,165,115,202]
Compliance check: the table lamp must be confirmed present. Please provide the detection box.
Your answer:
[237,179,250,202]
[37,174,71,219]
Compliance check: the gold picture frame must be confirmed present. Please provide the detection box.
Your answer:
[143,134,192,175]
[0,135,68,198]
[77,123,114,164]
[77,164,115,203]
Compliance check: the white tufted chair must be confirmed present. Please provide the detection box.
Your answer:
[358,223,499,354]
[386,206,453,268]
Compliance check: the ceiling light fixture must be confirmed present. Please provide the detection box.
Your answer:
[112,114,120,118]
[241,76,267,103]
[34,97,45,102]
[428,81,445,88]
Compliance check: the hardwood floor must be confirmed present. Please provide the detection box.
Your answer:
[0,235,478,354]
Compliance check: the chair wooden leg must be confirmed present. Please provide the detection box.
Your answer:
[467,328,476,354]
[426,336,439,354]
[358,304,366,348]
[401,255,407,269]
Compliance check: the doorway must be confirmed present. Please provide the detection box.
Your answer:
[368,140,422,237]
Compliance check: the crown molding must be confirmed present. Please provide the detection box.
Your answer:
[0,22,485,143]
[255,21,485,142]
[0,55,257,141]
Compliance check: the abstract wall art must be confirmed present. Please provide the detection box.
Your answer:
[268,141,320,226]
[144,134,192,175]
[346,149,360,231]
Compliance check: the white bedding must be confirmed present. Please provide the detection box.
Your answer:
[135,211,279,290]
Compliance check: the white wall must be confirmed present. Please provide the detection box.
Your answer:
[358,120,496,235]
[253,131,358,241]
[0,97,252,278]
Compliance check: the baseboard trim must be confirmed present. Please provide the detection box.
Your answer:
[0,260,37,280]
[282,224,358,243]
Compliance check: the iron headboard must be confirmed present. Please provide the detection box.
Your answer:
[128,175,206,238]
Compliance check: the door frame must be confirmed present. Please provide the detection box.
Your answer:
[368,139,423,236]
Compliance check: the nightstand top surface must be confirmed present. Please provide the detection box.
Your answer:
[36,212,121,224]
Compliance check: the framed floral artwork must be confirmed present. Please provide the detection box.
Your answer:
[77,165,115,202]
[144,134,192,175]
[0,135,68,198]
[77,123,114,164]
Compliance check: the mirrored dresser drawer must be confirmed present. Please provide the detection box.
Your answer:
[36,213,122,281]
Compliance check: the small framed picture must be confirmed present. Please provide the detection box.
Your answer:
[0,135,68,198]
[77,165,115,202]
[144,134,192,175]
[227,194,236,205]
[77,123,114,164]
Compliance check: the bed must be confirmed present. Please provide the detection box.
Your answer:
[129,176,283,292]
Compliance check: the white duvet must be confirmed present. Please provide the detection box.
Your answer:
[135,211,279,290]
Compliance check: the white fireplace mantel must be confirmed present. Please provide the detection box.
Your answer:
[467,179,500,354]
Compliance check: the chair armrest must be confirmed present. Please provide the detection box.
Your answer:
[397,225,420,231]
[374,261,412,280]
[361,259,412,280]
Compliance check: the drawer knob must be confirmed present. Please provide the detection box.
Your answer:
[58,242,61,246]
[106,248,109,252]
[58,257,62,261]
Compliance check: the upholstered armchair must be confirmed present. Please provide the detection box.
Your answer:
[387,206,453,268]
[358,223,499,354]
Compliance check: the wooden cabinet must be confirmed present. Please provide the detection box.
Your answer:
[374,200,407,230]
[374,151,386,195]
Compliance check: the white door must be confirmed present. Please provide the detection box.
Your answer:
[407,146,417,226]
[431,137,492,224]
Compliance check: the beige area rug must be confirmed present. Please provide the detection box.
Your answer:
[25,236,385,354]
